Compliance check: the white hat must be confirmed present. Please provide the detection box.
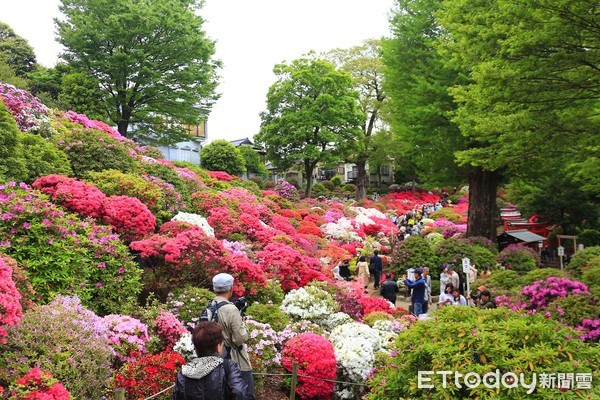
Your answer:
[213,273,234,292]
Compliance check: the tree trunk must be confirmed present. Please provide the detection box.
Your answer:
[355,159,368,200]
[304,159,316,198]
[466,168,499,240]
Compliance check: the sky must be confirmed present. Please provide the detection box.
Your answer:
[1,0,395,143]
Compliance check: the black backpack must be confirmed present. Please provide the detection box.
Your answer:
[199,300,229,323]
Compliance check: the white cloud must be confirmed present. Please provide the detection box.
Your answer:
[0,0,394,142]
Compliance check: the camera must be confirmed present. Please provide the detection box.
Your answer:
[231,296,247,316]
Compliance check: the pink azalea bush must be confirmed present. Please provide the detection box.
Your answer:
[153,311,187,350]
[0,83,50,134]
[282,333,337,399]
[8,367,70,400]
[103,314,150,363]
[103,195,156,241]
[0,256,23,344]
[522,277,589,310]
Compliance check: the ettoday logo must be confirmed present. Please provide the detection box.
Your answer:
[418,370,593,393]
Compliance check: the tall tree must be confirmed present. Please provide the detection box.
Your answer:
[325,39,387,199]
[56,0,220,141]
[438,0,599,236]
[0,22,37,77]
[385,0,502,239]
[256,56,364,197]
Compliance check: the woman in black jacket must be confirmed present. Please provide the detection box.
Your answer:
[173,321,248,400]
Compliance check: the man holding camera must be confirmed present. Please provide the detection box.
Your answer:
[211,273,254,399]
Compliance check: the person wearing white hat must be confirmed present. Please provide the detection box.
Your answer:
[211,273,254,399]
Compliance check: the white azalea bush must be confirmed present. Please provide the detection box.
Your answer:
[329,323,381,381]
[173,332,196,361]
[321,217,362,242]
[280,286,338,322]
[171,211,215,237]
[318,311,353,331]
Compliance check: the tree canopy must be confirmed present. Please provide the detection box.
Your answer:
[256,56,364,197]
[325,39,387,199]
[56,0,220,142]
[0,22,37,77]
[200,140,246,176]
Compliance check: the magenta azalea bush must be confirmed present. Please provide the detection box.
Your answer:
[497,243,541,272]
[0,256,22,344]
[103,314,150,364]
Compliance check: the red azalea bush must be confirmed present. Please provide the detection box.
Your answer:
[256,242,330,292]
[0,256,23,344]
[269,215,297,236]
[33,175,107,218]
[207,170,234,182]
[359,296,395,317]
[8,367,70,400]
[110,351,185,400]
[189,190,229,216]
[297,221,323,237]
[103,196,156,241]
[282,333,337,399]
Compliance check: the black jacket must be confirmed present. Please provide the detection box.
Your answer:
[380,279,399,301]
[172,355,248,400]
[369,255,383,273]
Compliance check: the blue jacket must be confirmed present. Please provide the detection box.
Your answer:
[403,277,426,303]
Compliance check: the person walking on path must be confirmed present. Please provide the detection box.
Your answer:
[380,274,399,305]
[422,267,432,314]
[402,268,427,317]
[440,265,450,296]
[369,250,383,290]
[356,255,370,291]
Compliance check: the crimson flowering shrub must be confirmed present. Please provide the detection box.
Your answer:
[297,221,323,237]
[359,296,395,317]
[7,367,70,400]
[0,256,22,344]
[0,296,114,399]
[103,195,156,241]
[0,183,141,314]
[282,333,337,399]
[256,242,330,292]
[110,350,185,400]
[0,255,34,311]
[207,170,234,182]
[33,174,106,218]
[189,190,229,216]
[269,215,297,235]
[153,311,187,351]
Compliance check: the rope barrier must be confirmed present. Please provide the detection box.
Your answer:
[142,384,175,400]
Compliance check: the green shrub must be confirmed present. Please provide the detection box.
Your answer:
[200,139,246,176]
[173,160,211,181]
[141,162,198,204]
[310,182,330,197]
[166,286,214,329]
[330,175,343,187]
[231,178,262,196]
[246,303,290,332]
[362,311,393,327]
[472,270,523,296]
[19,132,72,183]
[521,268,567,287]
[342,183,357,194]
[52,124,138,178]
[249,280,286,305]
[429,207,460,223]
[567,246,600,278]
[0,100,26,182]
[581,263,600,298]
[321,180,335,191]
[434,237,497,273]
[366,306,600,399]
[0,296,114,399]
[391,236,439,278]
[546,294,600,328]
[577,229,600,247]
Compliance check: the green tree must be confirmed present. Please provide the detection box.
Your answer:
[438,0,599,236]
[201,140,246,176]
[325,39,387,199]
[56,0,220,141]
[238,145,267,175]
[384,0,500,240]
[0,22,36,77]
[256,56,364,197]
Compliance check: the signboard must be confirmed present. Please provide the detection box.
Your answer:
[557,246,565,257]
[462,258,471,274]
[406,268,415,282]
